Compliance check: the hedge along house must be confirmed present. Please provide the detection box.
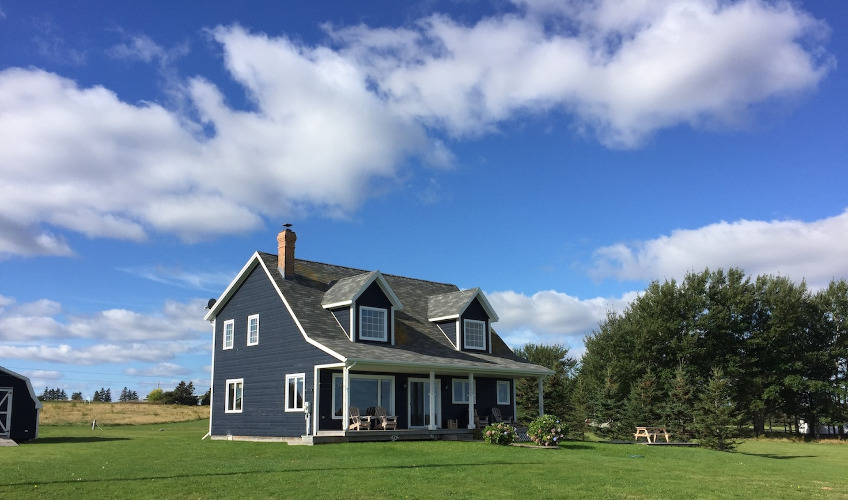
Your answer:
[204,229,553,444]
[0,366,42,443]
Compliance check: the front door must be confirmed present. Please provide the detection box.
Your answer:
[408,378,441,428]
[0,388,11,438]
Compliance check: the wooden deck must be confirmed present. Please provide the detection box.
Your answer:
[297,428,476,445]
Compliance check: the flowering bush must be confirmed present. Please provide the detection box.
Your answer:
[528,414,566,447]
[483,422,517,445]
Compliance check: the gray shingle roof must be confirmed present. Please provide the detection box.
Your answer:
[428,288,481,319]
[321,271,378,307]
[258,252,552,377]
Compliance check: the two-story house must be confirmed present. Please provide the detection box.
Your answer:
[204,229,552,443]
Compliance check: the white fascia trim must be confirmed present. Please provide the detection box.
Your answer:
[255,256,346,362]
[351,271,404,311]
[458,288,499,323]
[344,358,554,377]
[0,366,43,410]
[209,318,216,435]
[204,252,262,322]
[322,300,352,310]
[428,314,459,322]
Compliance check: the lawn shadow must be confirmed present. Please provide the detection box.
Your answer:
[3,461,543,487]
[24,436,131,444]
[560,443,593,451]
[738,452,816,460]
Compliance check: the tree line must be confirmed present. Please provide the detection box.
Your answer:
[515,268,848,450]
[36,382,210,405]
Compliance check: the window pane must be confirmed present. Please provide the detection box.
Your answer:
[380,379,393,411]
[464,320,485,349]
[248,316,259,345]
[497,381,510,404]
[234,383,242,410]
[334,376,343,417]
[360,307,386,340]
[350,379,378,410]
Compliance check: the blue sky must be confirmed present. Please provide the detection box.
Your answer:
[1,0,846,399]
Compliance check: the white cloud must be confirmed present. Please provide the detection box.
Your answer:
[489,289,638,350]
[118,265,235,292]
[2,342,200,365]
[0,1,832,256]
[336,0,832,146]
[589,209,848,289]
[125,362,190,377]
[0,296,210,343]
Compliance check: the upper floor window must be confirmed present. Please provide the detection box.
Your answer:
[247,314,259,346]
[463,319,486,350]
[285,373,305,412]
[223,319,234,350]
[225,378,243,413]
[359,306,387,341]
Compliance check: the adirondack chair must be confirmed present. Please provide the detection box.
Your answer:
[348,406,372,431]
[374,406,398,431]
[491,407,513,424]
[474,409,489,428]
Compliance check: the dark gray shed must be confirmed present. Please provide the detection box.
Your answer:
[0,366,42,442]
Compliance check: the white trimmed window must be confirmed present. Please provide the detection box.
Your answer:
[359,306,387,341]
[497,380,511,405]
[452,378,472,404]
[331,374,394,419]
[285,373,305,412]
[247,314,259,346]
[223,319,234,350]
[225,379,243,413]
[463,319,486,350]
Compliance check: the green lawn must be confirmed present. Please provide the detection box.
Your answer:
[3,420,847,499]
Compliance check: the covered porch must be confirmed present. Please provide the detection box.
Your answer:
[305,361,549,443]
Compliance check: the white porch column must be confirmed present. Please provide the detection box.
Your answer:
[538,377,545,416]
[342,365,351,431]
[467,372,476,429]
[428,370,437,430]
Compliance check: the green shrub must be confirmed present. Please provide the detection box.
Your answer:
[483,422,517,445]
[528,414,566,446]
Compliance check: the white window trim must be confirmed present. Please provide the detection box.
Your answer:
[452,378,474,404]
[285,373,306,412]
[225,378,243,413]
[331,373,395,419]
[223,319,235,350]
[497,380,511,405]
[463,319,486,350]
[359,306,388,342]
[247,314,259,346]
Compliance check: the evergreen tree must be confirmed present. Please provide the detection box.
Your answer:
[624,369,661,430]
[593,367,626,439]
[200,388,211,406]
[92,389,101,402]
[513,344,576,422]
[695,368,738,451]
[663,364,695,440]
[104,388,112,402]
[71,392,83,401]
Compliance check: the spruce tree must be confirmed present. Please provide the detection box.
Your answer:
[664,364,695,440]
[695,368,738,451]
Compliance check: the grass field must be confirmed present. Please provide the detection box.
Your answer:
[38,401,209,426]
[3,417,848,499]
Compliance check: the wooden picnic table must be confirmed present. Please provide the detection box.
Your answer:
[634,426,670,443]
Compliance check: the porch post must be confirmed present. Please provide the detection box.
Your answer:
[428,370,437,430]
[342,365,351,431]
[467,372,475,429]
[538,377,544,416]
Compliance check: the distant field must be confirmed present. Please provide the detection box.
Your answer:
[38,401,209,426]
[3,417,848,499]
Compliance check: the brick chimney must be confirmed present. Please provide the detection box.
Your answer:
[277,227,297,280]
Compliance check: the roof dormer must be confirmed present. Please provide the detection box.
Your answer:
[427,288,498,353]
[322,271,403,344]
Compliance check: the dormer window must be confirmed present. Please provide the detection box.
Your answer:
[463,319,486,350]
[360,306,387,341]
